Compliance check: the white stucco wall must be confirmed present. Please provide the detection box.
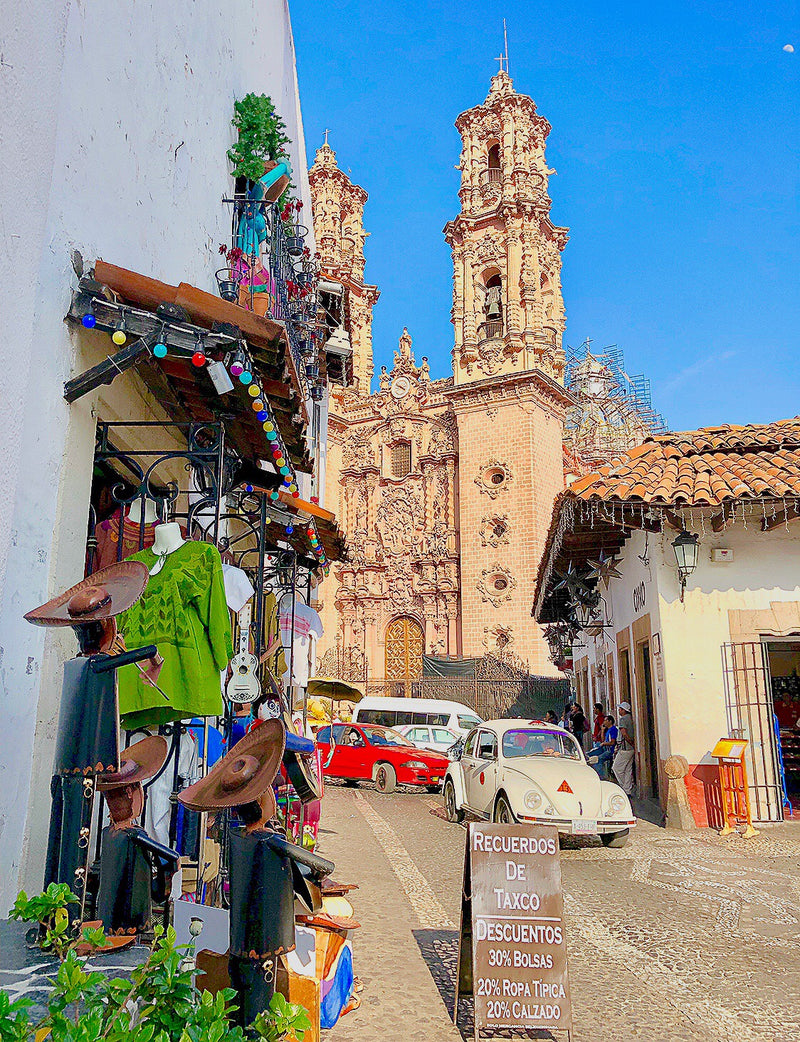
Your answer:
[0,0,314,908]
[572,517,800,772]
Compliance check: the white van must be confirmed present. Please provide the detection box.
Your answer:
[351,697,483,736]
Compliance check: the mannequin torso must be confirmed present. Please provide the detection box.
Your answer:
[149,522,186,575]
[127,497,158,526]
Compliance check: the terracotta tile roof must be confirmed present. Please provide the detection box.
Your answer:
[566,418,800,506]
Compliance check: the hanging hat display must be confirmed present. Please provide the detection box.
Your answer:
[24,561,149,626]
[177,718,285,813]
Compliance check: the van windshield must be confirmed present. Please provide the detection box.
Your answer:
[502,729,582,760]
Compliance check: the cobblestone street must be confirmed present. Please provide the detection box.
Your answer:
[319,783,800,1042]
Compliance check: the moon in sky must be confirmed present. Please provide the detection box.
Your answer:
[783,44,795,52]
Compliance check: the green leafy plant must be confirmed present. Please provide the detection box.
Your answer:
[227,94,290,182]
[1,895,311,1042]
[9,884,105,963]
[252,993,312,1042]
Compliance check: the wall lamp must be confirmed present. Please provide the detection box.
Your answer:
[672,529,699,601]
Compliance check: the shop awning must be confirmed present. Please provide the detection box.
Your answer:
[87,260,311,472]
[275,490,346,562]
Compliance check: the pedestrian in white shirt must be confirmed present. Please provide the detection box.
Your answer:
[612,700,636,797]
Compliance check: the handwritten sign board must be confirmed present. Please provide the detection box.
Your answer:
[455,823,571,1039]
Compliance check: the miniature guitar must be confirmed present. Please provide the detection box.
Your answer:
[226,601,261,704]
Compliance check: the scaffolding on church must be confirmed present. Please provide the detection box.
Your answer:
[563,337,668,471]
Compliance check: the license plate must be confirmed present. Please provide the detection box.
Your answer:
[573,819,597,834]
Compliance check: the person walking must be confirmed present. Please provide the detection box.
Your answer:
[612,700,636,796]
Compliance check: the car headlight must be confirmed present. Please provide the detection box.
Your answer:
[401,760,428,770]
[607,793,627,815]
[524,790,543,810]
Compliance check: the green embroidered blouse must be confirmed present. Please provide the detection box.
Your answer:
[117,540,233,729]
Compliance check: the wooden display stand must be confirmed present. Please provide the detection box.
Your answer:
[712,738,759,838]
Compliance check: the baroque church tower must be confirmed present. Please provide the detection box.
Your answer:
[442,69,574,674]
[309,141,380,396]
[313,73,573,684]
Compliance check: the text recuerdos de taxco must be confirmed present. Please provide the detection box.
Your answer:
[470,824,571,1032]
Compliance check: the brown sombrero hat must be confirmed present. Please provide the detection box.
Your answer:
[177,718,285,812]
[24,561,149,627]
[97,735,169,791]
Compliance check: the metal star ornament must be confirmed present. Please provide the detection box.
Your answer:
[553,561,590,600]
[586,550,622,589]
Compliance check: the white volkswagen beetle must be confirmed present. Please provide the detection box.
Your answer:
[443,719,635,847]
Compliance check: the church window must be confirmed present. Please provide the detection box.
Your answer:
[487,143,501,183]
[391,441,411,479]
[492,519,507,538]
[485,467,506,487]
[493,576,508,592]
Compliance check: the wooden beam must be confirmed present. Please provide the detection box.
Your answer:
[762,504,800,532]
[663,510,684,532]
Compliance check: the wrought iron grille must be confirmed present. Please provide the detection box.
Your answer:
[722,641,784,822]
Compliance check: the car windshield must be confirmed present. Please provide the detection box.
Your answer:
[360,725,413,747]
[502,729,582,760]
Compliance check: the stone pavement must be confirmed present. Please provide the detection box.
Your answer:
[318,781,800,1042]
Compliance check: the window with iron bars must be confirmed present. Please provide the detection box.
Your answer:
[391,441,412,479]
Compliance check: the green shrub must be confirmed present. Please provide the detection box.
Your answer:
[3,889,310,1042]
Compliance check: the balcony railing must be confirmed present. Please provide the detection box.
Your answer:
[481,167,502,186]
[479,319,504,340]
[225,200,318,399]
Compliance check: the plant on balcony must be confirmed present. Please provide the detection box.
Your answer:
[227,93,291,182]
[216,244,247,302]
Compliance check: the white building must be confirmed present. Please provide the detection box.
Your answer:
[0,0,325,909]
[534,419,800,826]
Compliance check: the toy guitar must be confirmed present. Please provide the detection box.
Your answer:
[226,602,260,704]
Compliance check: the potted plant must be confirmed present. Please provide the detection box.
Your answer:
[217,245,246,302]
[281,200,307,257]
[227,94,291,183]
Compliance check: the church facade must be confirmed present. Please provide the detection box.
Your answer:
[311,71,575,686]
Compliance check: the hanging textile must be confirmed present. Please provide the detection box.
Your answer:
[280,603,323,688]
[117,541,233,728]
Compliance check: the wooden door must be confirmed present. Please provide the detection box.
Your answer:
[385,616,424,688]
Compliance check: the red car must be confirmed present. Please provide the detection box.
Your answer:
[316,722,450,793]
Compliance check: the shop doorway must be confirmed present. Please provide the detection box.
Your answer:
[635,639,659,801]
[722,642,784,822]
[765,639,800,815]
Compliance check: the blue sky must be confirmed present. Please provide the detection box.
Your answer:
[291,1,799,431]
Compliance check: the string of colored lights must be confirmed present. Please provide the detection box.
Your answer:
[81,303,327,564]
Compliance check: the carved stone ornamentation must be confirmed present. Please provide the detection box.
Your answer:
[480,515,510,547]
[477,566,517,607]
[475,459,514,498]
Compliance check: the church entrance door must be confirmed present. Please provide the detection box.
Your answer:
[385,617,424,695]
